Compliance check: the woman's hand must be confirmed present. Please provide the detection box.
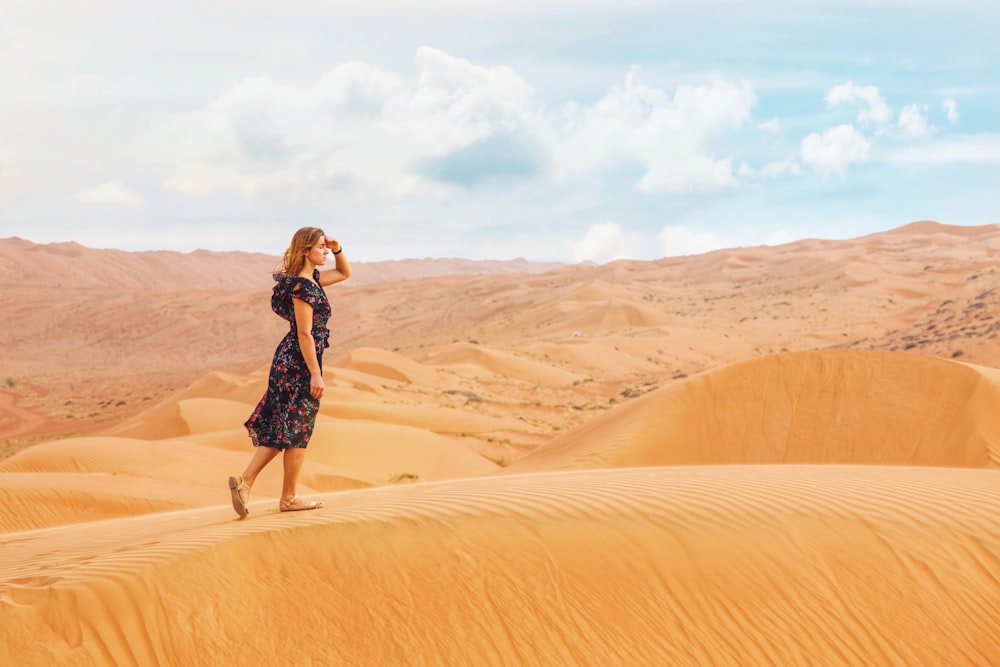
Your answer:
[310,371,325,399]
[318,234,351,286]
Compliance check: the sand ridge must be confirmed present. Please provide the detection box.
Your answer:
[504,349,1000,473]
[5,221,1000,444]
[1,466,998,665]
[4,222,1000,663]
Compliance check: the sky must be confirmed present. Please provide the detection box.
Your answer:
[2,0,999,262]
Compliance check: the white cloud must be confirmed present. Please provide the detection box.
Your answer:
[572,221,637,263]
[758,118,782,134]
[142,53,763,200]
[943,99,959,124]
[0,20,71,104]
[739,157,801,180]
[658,225,729,257]
[71,74,150,101]
[826,82,892,126]
[0,19,68,70]
[636,156,739,193]
[145,48,547,198]
[897,104,930,140]
[74,181,143,206]
[800,124,871,174]
[556,69,756,193]
[886,133,1000,164]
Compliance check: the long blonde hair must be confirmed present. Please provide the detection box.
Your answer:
[278,226,325,276]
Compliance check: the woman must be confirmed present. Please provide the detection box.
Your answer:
[228,227,351,519]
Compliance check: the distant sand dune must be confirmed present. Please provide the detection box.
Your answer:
[506,350,1000,473]
[306,414,500,481]
[524,337,666,375]
[103,399,189,440]
[0,435,376,531]
[167,370,267,406]
[332,346,450,386]
[0,472,207,532]
[1,466,998,665]
[177,398,255,435]
[5,224,1000,665]
[420,342,583,386]
[553,296,676,331]
[566,279,616,302]
[0,437,237,480]
[165,427,252,452]
[0,437,253,531]
[104,395,261,441]
[323,401,523,435]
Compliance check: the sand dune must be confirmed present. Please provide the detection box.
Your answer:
[0,237,277,290]
[0,436,374,531]
[0,236,560,291]
[2,466,998,665]
[333,346,453,386]
[506,349,1000,473]
[0,237,561,437]
[323,400,522,435]
[4,222,1000,664]
[0,472,211,533]
[6,221,1000,442]
[419,342,584,386]
[553,294,676,331]
[305,414,500,481]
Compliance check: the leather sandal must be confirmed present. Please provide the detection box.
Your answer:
[280,496,323,512]
[228,475,251,519]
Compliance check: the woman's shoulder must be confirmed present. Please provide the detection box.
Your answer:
[273,272,323,299]
[272,273,307,300]
[273,273,312,288]
[274,271,321,282]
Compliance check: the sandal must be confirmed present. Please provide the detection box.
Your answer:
[228,475,251,519]
[280,496,323,512]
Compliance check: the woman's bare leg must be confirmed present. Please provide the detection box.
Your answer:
[280,447,323,510]
[281,447,306,499]
[242,445,280,487]
[229,445,280,518]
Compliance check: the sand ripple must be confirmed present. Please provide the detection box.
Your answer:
[2,465,998,665]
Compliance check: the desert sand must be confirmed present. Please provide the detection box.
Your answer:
[2,221,1000,665]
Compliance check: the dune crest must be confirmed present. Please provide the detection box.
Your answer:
[332,346,449,386]
[5,223,1000,664]
[5,221,1000,443]
[506,349,1000,473]
[2,466,998,665]
[419,342,583,387]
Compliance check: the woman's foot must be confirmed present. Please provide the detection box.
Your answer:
[228,475,251,519]
[280,495,323,512]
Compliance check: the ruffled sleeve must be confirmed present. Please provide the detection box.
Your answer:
[271,273,323,321]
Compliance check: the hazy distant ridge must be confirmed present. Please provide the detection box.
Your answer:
[0,237,563,290]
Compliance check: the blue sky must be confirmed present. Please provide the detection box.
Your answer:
[1,0,998,262]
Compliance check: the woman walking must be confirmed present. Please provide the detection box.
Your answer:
[228,227,351,519]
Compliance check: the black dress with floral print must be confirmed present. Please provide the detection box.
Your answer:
[245,270,331,450]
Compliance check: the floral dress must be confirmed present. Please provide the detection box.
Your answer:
[245,270,331,450]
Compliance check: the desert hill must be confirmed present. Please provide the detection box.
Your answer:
[504,349,1000,473]
[4,221,1000,451]
[1,465,998,665]
[3,220,1000,453]
[2,221,1000,664]
[0,236,561,290]
[0,237,561,446]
